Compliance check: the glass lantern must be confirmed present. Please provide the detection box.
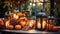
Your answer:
[48,16,55,31]
[48,16,55,25]
[36,10,47,31]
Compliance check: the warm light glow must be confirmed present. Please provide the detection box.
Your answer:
[17,12,23,16]
[5,20,10,28]
[36,0,40,2]
[29,20,34,27]
[45,0,48,2]
[20,17,27,20]
[30,3,32,5]
[34,0,36,2]
[29,23,33,27]
[37,22,41,29]
[37,19,46,29]
[29,20,33,27]
[33,3,35,6]
[29,0,33,2]
[20,21,26,26]
[29,0,44,2]
[38,3,43,5]
[40,0,43,2]
[29,20,35,27]
[42,21,46,29]
[13,14,19,19]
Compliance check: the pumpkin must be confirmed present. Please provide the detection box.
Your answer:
[0,20,5,28]
[0,21,4,26]
[48,24,53,31]
[20,21,26,27]
[16,12,23,16]
[22,13,26,17]
[52,26,59,32]
[7,25,14,30]
[20,17,27,21]
[0,20,5,27]
[17,18,21,23]
[17,17,27,23]
[26,21,29,26]
[15,25,21,30]
[45,24,54,31]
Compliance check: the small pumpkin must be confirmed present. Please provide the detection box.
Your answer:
[0,20,5,28]
[20,21,26,27]
[15,25,21,30]
[7,25,14,30]
[49,24,54,31]
[0,21,4,26]
[52,26,59,32]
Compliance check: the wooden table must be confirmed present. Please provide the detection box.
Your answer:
[0,29,60,34]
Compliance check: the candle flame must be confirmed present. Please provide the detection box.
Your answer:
[37,22,41,29]
[42,21,46,29]
[37,20,46,29]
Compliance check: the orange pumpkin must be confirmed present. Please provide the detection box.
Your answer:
[20,21,26,27]
[17,17,27,23]
[16,12,23,16]
[0,20,4,26]
[17,18,21,23]
[0,20,5,28]
[52,26,59,32]
[7,25,14,30]
[48,24,54,31]
[20,17,27,21]
[22,13,26,17]
[26,21,29,26]
[15,25,21,30]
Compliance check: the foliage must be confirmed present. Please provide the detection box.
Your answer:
[54,8,60,18]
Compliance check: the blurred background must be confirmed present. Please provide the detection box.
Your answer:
[0,0,60,26]
[0,0,60,34]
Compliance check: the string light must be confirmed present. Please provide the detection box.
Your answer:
[30,3,32,5]
[38,3,43,5]
[33,3,35,6]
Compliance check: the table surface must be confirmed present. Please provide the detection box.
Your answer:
[0,29,60,33]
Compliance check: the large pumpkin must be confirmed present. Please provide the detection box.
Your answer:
[17,17,27,23]
[15,25,21,30]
